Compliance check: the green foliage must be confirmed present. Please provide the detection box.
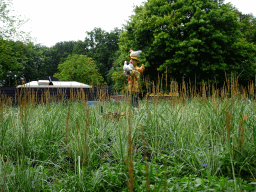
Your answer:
[0,0,30,41]
[234,10,256,45]
[73,40,88,55]
[0,26,121,86]
[0,39,26,85]
[117,0,256,85]
[26,40,86,79]
[35,28,121,85]
[0,40,55,85]
[108,49,130,92]
[20,43,48,82]
[48,41,77,75]
[54,54,104,86]
[84,28,121,83]
[110,70,127,93]
[1,98,256,191]
[0,0,38,85]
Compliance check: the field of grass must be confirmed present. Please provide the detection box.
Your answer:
[1,81,256,191]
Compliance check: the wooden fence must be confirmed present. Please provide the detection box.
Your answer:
[0,86,111,105]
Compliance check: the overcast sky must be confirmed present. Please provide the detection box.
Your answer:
[10,0,256,48]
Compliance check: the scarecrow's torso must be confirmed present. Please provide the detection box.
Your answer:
[128,65,145,92]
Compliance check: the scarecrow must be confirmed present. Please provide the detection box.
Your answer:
[123,49,145,108]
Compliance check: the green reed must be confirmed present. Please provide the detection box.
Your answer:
[0,78,256,191]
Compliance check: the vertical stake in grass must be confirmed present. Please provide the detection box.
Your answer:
[78,156,81,179]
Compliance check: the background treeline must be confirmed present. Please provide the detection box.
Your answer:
[1,0,256,92]
[0,26,121,87]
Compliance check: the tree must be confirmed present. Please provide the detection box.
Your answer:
[47,41,76,75]
[0,0,34,86]
[0,0,30,41]
[0,39,26,85]
[72,40,87,55]
[234,10,256,45]
[116,0,256,87]
[20,43,51,82]
[54,54,104,86]
[84,27,121,83]
[22,29,121,86]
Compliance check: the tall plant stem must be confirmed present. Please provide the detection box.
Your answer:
[1,156,10,192]
[83,103,89,166]
[127,106,134,192]
[66,101,71,163]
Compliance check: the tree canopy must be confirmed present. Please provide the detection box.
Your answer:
[0,0,33,85]
[84,27,121,83]
[0,0,30,41]
[2,0,256,91]
[54,54,104,86]
[0,39,24,82]
[116,0,256,86]
[39,28,121,85]
[234,10,256,45]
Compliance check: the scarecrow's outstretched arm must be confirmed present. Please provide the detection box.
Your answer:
[137,64,145,73]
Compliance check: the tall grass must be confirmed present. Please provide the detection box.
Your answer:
[0,78,256,191]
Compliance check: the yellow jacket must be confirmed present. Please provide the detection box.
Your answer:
[128,65,145,92]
